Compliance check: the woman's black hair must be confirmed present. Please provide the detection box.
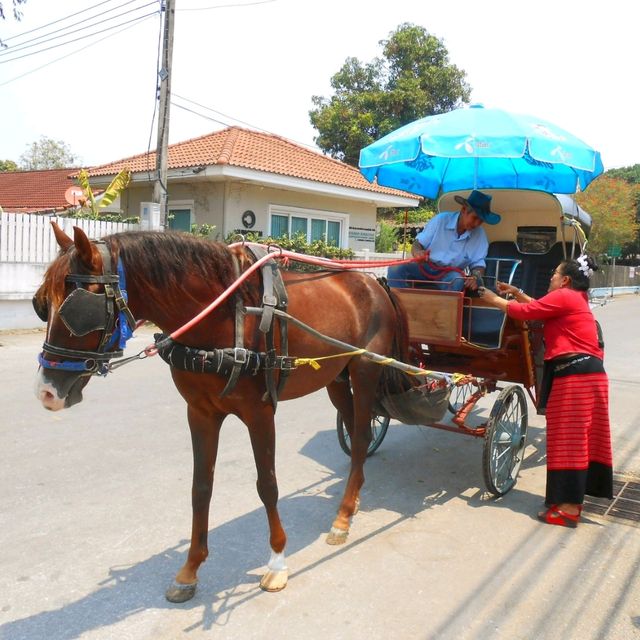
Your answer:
[559,255,599,291]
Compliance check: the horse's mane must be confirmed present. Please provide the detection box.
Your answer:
[109,231,259,314]
[37,231,260,315]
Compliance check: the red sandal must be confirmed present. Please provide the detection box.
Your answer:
[537,504,580,528]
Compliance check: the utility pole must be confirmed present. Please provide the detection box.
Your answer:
[153,0,175,228]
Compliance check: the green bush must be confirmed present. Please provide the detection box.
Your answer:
[375,220,398,252]
[225,231,354,260]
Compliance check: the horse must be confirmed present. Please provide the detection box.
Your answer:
[33,223,409,602]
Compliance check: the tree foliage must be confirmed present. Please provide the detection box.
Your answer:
[19,136,78,170]
[310,23,471,166]
[0,159,18,171]
[0,0,27,46]
[576,176,640,257]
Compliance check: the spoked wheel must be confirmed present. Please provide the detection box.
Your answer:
[448,377,482,415]
[482,385,528,496]
[336,411,390,457]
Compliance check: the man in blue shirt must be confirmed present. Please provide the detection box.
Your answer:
[387,190,501,291]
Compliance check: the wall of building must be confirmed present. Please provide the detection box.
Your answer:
[123,179,377,249]
[220,182,376,250]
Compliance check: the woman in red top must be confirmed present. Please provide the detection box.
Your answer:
[480,256,613,527]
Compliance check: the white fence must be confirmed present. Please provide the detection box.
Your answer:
[0,211,141,265]
[352,249,404,278]
[0,212,141,329]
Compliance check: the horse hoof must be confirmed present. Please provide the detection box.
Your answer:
[260,569,288,592]
[326,526,349,545]
[165,581,197,603]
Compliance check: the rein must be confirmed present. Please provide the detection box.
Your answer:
[39,239,442,382]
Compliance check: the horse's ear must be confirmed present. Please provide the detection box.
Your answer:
[51,221,74,251]
[72,226,96,269]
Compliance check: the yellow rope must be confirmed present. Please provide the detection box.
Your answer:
[293,348,446,378]
[294,349,366,370]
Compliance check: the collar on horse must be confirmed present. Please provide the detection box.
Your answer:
[38,241,137,376]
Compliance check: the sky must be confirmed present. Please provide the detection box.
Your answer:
[0,0,637,171]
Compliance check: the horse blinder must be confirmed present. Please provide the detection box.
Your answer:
[32,295,48,322]
[58,288,109,336]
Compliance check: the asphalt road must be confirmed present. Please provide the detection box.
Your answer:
[1,296,639,640]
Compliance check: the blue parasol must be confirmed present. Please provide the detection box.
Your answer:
[359,104,604,198]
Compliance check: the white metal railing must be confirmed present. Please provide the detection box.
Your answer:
[0,211,141,264]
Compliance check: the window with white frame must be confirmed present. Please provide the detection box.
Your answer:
[269,206,347,247]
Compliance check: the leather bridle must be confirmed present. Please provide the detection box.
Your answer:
[37,241,137,376]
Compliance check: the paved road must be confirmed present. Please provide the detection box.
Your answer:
[1,296,639,640]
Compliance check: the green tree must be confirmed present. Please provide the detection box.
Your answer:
[0,159,18,171]
[0,0,27,46]
[309,23,471,166]
[576,176,640,257]
[19,136,78,170]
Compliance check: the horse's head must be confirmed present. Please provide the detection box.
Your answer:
[35,223,135,411]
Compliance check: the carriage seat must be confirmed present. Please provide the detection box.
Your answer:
[462,304,507,349]
[486,241,575,299]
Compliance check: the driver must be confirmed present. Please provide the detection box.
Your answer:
[387,190,501,291]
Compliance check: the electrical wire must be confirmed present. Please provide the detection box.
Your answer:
[146,1,165,183]
[172,93,272,131]
[1,0,122,44]
[0,9,158,64]
[0,1,156,58]
[0,12,157,87]
[171,94,320,151]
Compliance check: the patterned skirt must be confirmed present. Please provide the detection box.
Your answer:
[543,354,613,505]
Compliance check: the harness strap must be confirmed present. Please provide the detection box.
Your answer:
[245,245,290,409]
[154,335,297,378]
[220,257,246,397]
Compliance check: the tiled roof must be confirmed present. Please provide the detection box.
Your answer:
[86,127,419,200]
[0,168,78,213]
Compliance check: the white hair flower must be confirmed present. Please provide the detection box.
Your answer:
[576,254,593,278]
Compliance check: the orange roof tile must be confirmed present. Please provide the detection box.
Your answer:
[0,168,79,213]
[86,127,419,200]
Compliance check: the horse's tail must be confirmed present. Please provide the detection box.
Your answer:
[376,279,415,400]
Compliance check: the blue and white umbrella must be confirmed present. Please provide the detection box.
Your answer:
[359,104,604,198]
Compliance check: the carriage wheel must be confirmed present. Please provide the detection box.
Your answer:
[336,411,390,457]
[482,385,528,496]
[447,378,481,415]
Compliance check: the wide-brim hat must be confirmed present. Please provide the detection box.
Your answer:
[454,190,501,225]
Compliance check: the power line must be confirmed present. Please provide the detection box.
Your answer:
[1,0,122,43]
[0,10,158,64]
[172,93,272,131]
[0,13,157,87]
[171,95,319,151]
[0,0,154,57]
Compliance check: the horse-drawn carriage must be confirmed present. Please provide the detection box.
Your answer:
[31,187,591,600]
[336,188,591,496]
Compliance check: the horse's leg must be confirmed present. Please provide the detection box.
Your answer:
[326,377,361,517]
[326,363,379,545]
[166,406,224,603]
[244,405,288,592]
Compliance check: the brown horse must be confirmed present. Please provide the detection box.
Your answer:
[33,223,408,602]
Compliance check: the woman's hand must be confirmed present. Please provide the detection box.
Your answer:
[496,281,517,296]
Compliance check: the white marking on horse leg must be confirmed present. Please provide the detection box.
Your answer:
[260,550,288,592]
[267,550,287,572]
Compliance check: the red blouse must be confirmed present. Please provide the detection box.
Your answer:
[506,287,603,360]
